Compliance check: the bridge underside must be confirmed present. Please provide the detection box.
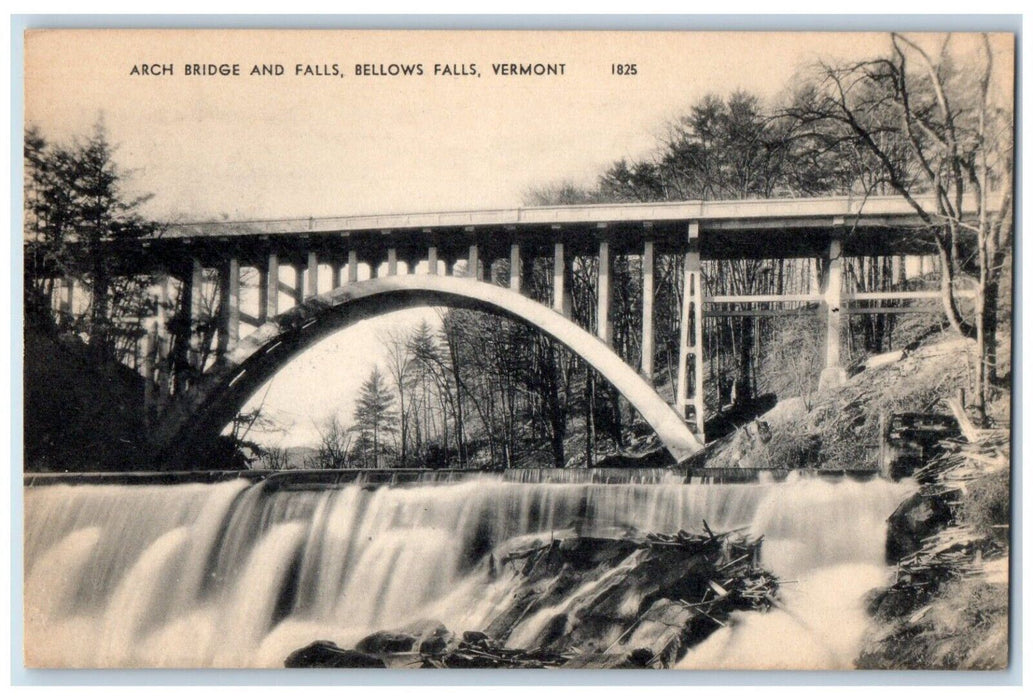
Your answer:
[150,276,705,469]
[33,195,981,467]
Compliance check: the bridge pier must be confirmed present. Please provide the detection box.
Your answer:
[188,258,204,369]
[266,253,280,319]
[552,242,565,314]
[508,243,521,292]
[387,248,398,276]
[217,257,240,354]
[641,238,654,380]
[57,276,74,323]
[675,223,705,439]
[347,250,359,283]
[819,237,846,390]
[467,244,480,280]
[597,238,611,344]
[305,251,319,299]
[427,246,438,275]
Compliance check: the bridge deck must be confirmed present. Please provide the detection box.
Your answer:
[27,193,983,275]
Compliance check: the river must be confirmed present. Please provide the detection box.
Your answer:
[23,472,912,668]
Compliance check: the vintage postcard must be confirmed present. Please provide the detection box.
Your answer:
[21,27,1014,671]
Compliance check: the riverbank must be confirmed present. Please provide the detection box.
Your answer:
[857,429,1010,669]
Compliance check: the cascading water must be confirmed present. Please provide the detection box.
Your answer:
[23,473,912,669]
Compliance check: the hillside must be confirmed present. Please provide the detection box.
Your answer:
[24,327,149,471]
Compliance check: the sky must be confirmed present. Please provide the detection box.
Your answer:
[23,30,1010,448]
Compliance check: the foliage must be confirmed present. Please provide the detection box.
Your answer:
[350,366,398,469]
[24,122,158,364]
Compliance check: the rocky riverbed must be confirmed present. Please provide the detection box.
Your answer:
[285,526,779,669]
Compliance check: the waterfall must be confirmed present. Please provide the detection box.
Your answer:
[23,474,912,668]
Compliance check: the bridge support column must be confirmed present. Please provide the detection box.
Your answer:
[510,243,522,292]
[154,273,170,393]
[58,277,74,321]
[216,258,240,357]
[675,223,705,439]
[444,258,454,276]
[306,251,319,299]
[347,250,358,283]
[428,246,438,275]
[387,248,398,276]
[265,253,279,319]
[819,237,846,390]
[552,242,565,314]
[467,244,480,279]
[188,258,205,369]
[142,320,159,425]
[641,239,654,379]
[217,257,240,355]
[597,239,611,344]
[331,263,342,290]
[257,265,268,323]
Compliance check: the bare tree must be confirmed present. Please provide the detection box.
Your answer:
[789,33,1013,417]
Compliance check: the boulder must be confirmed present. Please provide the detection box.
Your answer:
[885,491,953,562]
[354,630,418,655]
[462,630,492,646]
[284,640,387,668]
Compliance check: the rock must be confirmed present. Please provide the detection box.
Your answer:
[418,626,455,654]
[462,630,492,646]
[885,491,953,562]
[354,630,418,655]
[284,640,387,668]
[625,598,693,665]
[622,647,657,668]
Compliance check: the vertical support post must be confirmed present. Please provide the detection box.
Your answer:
[428,246,438,275]
[347,250,358,283]
[306,251,319,299]
[819,236,846,389]
[675,223,705,439]
[444,259,454,276]
[468,244,480,279]
[641,239,655,379]
[510,243,522,292]
[142,320,159,424]
[189,258,204,369]
[217,257,240,355]
[59,277,74,320]
[331,263,342,290]
[257,264,269,324]
[597,239,611,344]
[266,253,279,319]
[155,273,169,393]
[386,248,397,276]
[552,242,565,313]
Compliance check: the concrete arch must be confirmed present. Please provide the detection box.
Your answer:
[151,275,703,468]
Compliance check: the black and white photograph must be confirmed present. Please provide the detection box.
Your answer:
[19,26,1015,672]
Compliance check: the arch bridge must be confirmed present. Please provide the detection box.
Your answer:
[36,194,978,466]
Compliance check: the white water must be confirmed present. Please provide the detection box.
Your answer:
[23,474,912,669]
